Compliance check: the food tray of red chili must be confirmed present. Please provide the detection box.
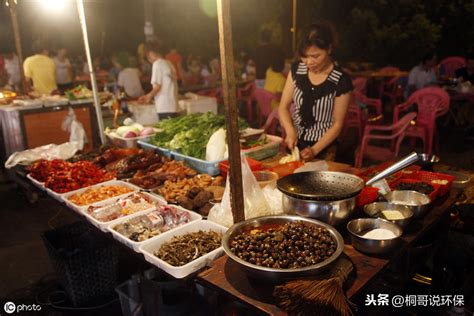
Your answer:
[389,178,441,201]
[400,171,455,196]
[27,159,114,194]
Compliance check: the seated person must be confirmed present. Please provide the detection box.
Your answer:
[455,52,474,84]
[264,53,286,109]
[405,52,438,98]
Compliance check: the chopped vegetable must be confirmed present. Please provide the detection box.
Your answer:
[151,112,248,159]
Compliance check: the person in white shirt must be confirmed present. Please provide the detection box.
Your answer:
[4,52,21,91]
[53,48,73,93]
[406,52,438,98]
[138,42,178,120]
[114,52,144,98]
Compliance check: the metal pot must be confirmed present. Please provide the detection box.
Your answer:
[278,152,421,225]
[282,194,355,226]
[222,215,344,281]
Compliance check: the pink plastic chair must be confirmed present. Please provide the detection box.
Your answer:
[355,112,417,168]
[352,77,368,94]
[377,66,403,104]
[393,87,450,155]
[439,56,465,78]
[261,109,280,135]
[341,92,382,142]
[250,88,279,126]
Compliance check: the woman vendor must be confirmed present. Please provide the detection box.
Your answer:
[278,23,352,161]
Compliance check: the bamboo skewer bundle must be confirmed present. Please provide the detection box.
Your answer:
[273,257,354,316]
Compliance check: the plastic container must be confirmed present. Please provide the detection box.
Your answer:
[269,161,304,178]
[356,187,380,207]
[108,206,202,251]
[171,151,223,176]
[42,222,119,306]
[253,170,279,188]
[81,192,163,232]
[128,103,159,126]
[61,180,141,212]
[139,220,227,279]
[241,135,283,161]
[106,132,155,149]
[402,171,455,196]
[137,140,172,158]
[26,174,44,189]
[178,95,217,114]
[219,157,262,177]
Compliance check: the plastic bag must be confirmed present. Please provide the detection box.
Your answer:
[61,107,87,150]
[294,160,328,173]
[208,155,271,227]
[5,142,82,168]
[205,128,228,161]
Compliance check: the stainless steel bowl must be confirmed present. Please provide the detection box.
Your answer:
[347,218,403,254]
[384,190,431,218]
[363,202,414,228]
[282,194,355,226]
[222,215,344,280]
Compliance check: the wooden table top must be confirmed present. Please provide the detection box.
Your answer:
[351,70,409,78]
[196,189,460,315]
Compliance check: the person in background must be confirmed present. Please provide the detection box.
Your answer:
[254,29,281,88]
[183,55,204,86]
[115,52,144,98]
[53,48,73,93]
[278,23,352,161]
[165,46,184,86]
[455,52,474,84]
[264,52,286,109]
[4,52,21,91]
[405,52,438,98]
[23,42,57,95]
[138,42,178,120]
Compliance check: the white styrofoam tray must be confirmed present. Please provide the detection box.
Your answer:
[60,180,141,213]
[139,220,228,279]
[81,192,166,232]
[107,205,202,251]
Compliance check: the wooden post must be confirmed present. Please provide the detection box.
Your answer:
[7,0,27,94]
[292,0,297,52]
[216,0,245,223]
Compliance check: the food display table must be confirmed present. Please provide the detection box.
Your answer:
[196,189,461,315]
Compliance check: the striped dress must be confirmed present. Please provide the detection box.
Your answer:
[291,62,353,145]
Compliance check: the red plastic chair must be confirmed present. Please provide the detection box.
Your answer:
[377,66,404,105]
[261,109,280,136]
[352,77,367,94]
[355,112,417,168]
[393,87,450,155]
[250,88,279,126]
[439,56,465,78]
[354,90,383,121]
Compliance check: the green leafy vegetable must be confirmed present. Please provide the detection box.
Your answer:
[152,112,248,159]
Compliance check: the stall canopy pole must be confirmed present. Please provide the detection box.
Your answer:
[216,0,245,224]
[7,0,27,94]
[292,0,297,52]
[77,0,105,145]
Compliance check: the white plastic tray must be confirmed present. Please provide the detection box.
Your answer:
[81,192,165,232]
[26,174,44,189]
[61,180,141,212]
[139,220,227,279]
[107,205,202,251]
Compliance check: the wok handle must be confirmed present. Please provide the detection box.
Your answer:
[366,152,420,186]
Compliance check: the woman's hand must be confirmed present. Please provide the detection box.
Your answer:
[285,130,297,150]
[300,147,315,161]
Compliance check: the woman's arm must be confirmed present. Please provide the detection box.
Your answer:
[301,92,351,160]
[278,72,297,149]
